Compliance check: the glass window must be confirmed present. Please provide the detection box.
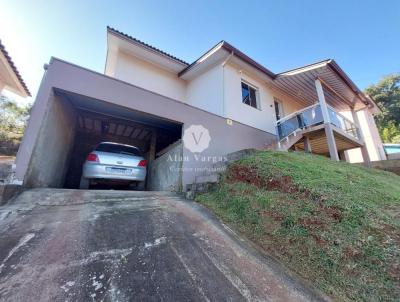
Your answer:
[241,82,259,109]
[95,143,142,156]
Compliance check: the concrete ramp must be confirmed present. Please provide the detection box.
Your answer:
[0,189,329,301]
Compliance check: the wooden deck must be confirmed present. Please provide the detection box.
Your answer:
[290,124,363,156]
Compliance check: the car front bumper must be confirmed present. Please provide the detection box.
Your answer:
[82,163,146,182]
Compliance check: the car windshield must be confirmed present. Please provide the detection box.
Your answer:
[95,143,142,156]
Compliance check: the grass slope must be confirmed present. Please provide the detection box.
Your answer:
[196,151,400,301]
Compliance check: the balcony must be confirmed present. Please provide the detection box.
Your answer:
[275,102,363,157]
[276,104,360,141]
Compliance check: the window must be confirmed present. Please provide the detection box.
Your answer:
[241,82,259,109]
[95,143,143,156]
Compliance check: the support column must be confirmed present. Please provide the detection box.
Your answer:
[146,130,157,190]
[304,136,312,153]
[315,79,330,123]
[148,130,157,164]
[351,110,371,165]
[324,124,340,161]
[315,79,339,161]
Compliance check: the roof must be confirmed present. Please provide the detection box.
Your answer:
[107,26,189,66]
[0,39,31,96]
[277,59,376,110]
[178,40,275,78]
[278,59,365,98]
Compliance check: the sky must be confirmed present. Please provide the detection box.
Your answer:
[1,0,399,103]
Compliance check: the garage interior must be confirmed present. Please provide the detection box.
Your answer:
[25,89,183,190]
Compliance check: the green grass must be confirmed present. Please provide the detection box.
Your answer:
[196,151,400,301]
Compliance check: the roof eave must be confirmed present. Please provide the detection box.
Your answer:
[327,60,374,108]
[0,40,31,97]
[106,26,189,67]
[177,41,225,77]
[221,42,275,79]
[178,40,276,79]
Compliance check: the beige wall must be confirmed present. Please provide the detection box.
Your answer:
[112,51,187,101]
[342,109,386,163]
[23,93,77,187]
[272,89,304,117]
[186,64,224,116]
[223,63,276,133]
[222,63,303,133]
[107,51,304,134]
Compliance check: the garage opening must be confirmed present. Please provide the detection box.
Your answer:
[39,89,183,191]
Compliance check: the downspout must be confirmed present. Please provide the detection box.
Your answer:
[221,51,234,118]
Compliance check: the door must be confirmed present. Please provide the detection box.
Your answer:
[274,99,283,121]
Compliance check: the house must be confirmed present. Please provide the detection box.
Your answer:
[15,27,386,191]
[0,39,30,97]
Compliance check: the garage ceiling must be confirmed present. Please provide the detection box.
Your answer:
[77,109,155,141]
[54,89,182,132]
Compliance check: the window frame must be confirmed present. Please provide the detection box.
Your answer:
[241,81,261,110]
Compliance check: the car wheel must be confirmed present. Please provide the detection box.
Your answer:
[137,181,146,191]
[79,177,90,189]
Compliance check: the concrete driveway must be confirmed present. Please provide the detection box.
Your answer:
[0,189,327,302]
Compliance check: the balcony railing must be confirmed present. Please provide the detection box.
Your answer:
[327,105,360,140]
[276,104,323,140]
[276,103,360,141]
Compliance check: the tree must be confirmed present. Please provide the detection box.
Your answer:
[0,95,31,155]
[364,74,400,143]
[379,121,400,143]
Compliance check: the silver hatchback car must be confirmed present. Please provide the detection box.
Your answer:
[80,142,147,189]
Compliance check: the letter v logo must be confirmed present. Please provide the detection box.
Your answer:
[183,125,211,153]
[191,132,203,145]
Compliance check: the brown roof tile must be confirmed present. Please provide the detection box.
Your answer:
[107,26,189,66]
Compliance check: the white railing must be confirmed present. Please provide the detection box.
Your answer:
[276,104,360,141]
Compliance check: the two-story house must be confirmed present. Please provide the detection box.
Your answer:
[15,27,386,191]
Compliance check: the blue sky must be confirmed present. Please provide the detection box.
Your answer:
[1,0,399,102]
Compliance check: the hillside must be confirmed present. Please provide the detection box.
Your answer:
[196,151,400,301]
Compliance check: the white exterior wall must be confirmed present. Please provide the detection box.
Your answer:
[280,97,303,116]
[342,109,386,162]
[186,65,224,116]
[112,51,186,101]
[108,51,301,135]
[223,64,277,133]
